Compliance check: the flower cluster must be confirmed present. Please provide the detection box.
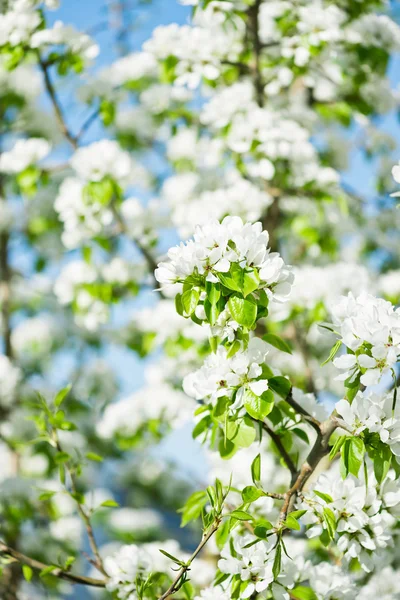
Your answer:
[96,384,193,441]
[331,292,400,386]
[155,216,293,303]
[300,469,400,572]
[183,338,270,411]
[336,390,400,457]
[0,138,51,174]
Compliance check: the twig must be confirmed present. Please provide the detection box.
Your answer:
[261,422,297,478]
[284,387,321,434]
[38,56,78,150]
[0,543,106,588]
[158,520,220,600]
[54,437,106,576]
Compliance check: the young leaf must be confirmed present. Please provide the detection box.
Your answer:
[243,388,274,420]
[321,340,342,367]
[251,453,261,485]
[227,295,257,328]
[86,452,103,462]
[54,384,72,408]
[22,565,33,582]
[181,288,200,316]
[291,586,318,600]
[100,499,119,508]
[323,507,336,540]
[241,486,264,503]
[230,510,253,521]
[268,376,291,399]
[263,333,292,354]
[272,542,282,580]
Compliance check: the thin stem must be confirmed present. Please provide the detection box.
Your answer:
[0,543,106,588]
[54,437,106,576]
[261,422,297,478]
[158,520,220,600]
[38,56,78,150]
[284,387,321,434]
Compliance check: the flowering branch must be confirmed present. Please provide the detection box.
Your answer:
[158,519,221,600]
[0,543,106,588]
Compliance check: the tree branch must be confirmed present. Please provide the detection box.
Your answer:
[261,421,297,478]
[38,56,78,150]
[158,520,221,600]
[0,543,106,588]
[284,387,321,434]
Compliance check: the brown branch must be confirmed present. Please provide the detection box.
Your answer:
[54,437,106,576]
[284,387,321,434]
[158,520,220,600]
[278,412,338,523]
[38,56,78,150]
[0,543,106,588]
[261,421,297,478]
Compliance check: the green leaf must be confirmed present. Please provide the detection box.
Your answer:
[230,510,253,521]
[342,437,365,477]
[268,376,291,399]
[329,435,346,460]
[100,499,119,508]
[314,490,333,504]
[40,565,58,577]
[228,417,256,448]
[22,565,33,582]
[227,295,257,328]
[175,293,184,317]
[217,265,242,292]
[263,333,292,354]
[323,507,336,540]
[243,269,260,297]
[181,288,200,317]
[179,491,207,527]
[284,515,301,530]
[321,340,342,366]
[373,443,392,483]
[159,549,185,566]
[291,586,318,600]
[243,388,274,420]
[54,384,72,408]
[242,486,264,503]
[251,454,261,485]
[272,543,282,580]
[205,281,221,304]
[254,519,274,538]
[204,298,220,326]
[86,452,103,462]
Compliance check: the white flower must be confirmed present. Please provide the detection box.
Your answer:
[0,138,50,174]
[30,21,99,61]
[70,140,148,187]
[0,355,21,407]
[194,586,231,600]
[183,338,269,409]
[155,216,293,301]
[331,292,400,386]
[96,384,193,439]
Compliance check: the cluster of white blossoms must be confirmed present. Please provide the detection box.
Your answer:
[143,17,243,89]
[155,216,293,301]
[164,171,273,238]
[300,469,400,572]
[11,314,61,365]
[30,20,99,62]
[331,292,400,386]
[54,259,142,331]
[0,138,51,174]
[104,540,213,599]
[54,141,150,248]
[183,338,269,409]
[96,384,193,441]
[0,355,21,408]
[336,390,400,456]
[69,140,148,186]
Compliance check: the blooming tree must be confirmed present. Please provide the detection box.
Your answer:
[1,0,400,599]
